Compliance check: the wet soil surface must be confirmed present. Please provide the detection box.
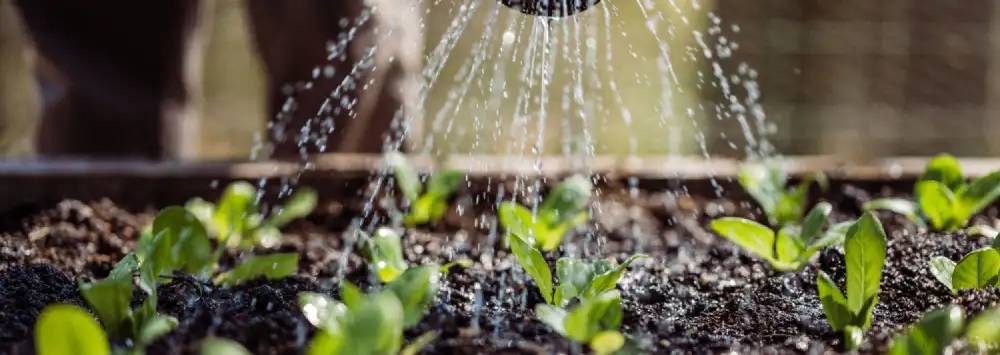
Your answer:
[1,182,999,354]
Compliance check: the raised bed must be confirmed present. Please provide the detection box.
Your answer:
[1,156,999,354]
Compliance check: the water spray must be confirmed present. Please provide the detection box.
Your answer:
[499,0,602,17]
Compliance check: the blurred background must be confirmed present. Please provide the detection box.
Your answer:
[1,0,998,161]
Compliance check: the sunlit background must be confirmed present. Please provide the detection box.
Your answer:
[1,0,999,160]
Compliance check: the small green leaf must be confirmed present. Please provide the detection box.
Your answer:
[774,181,810,226]
[214,253,299,287]
[965,307,1000,344]
[107,252,138,281]
[739,162,785,225]
[810,221,852,250]
[136,314,178,346]
[563,290,623,343]
[509,234,553,304]
[267,187,317,228]
[499,202,536,243]
[951,248,1000,291]
[539,175,592,227]
[387,152,422,202]
[844,212,887,322]
[306,329,342,355]
[345,291,405,355]
[185,198,215,229]
[299,292,347,330]
[35,304,110,355]
[365,228,408,283]
[385,265,440,327]
[425,170,463,197]
[590,331,625,355]
[340,281,364,310]
[79,277,132,338]
[535,304,568,336]
[199,338,252,355]
[863,198,925,227]
[583,254,648,298]
[889,306,964,355]
[921,154,964,191]
[916,181,958,231]
[927,256,957,293]
[555,258,596,307]
[774,227,804,265]
[957,171,1000,219]
[400,331,439,355]
[151,207,214,276]
[801,202,832,245]
[817,272,851,331]
[709,217,777,263]
[212,182,258,243]
[844,325,865,351]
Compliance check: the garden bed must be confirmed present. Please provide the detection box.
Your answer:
[1,156,998,354]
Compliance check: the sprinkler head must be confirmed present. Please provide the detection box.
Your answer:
[500,0,602,17]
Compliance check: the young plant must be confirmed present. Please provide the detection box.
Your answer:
[34,304,111,355]
[198,338,252,355]
[386,152,463,226]
[927,246,1000,294]
[710,202,850,272]
[738,160,827,227]
[508,233,646,307]
[535,290,627,355]
[816,212,888,350]
[866,154,1000,231]
[499,175,593,252]
[889,305,1000,354]
[359,228,409,283]
[186,181,317,249]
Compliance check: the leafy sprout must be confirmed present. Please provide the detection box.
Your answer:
[34,304,111,355]
[889,305,1000,354]
[499,175,593,252]
[359,228,409,283]
[738,160,827,227]
[386,152,463,226]
[866,154,1000,231]
[709,202,850,271]
[816,212,888,350]
[536,290,626,355]
[928,246,1000,294]
[187,181,317,249]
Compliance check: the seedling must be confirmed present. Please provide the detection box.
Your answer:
[889,305,1000,354]
[186,181,317,249]
[386,152,463,226]
[738,160,827,227]
[34,304,110,355]
[499,175,593,252]
[508,233,646,307]
[535,290,626,355]
[710,202,850,272]
[358,227,470,285]
[965,307,1000,346]
[816,212,888,350]
[866,154,1000,231]
[199,338,252,355]
[928,246,1000,294]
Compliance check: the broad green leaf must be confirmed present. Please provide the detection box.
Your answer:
[555,258,596,307]
[387,152,421,202]
[404,195,438,226]
[79,277,132,338]
[340,281,364,310]
[864,198,925,227]
[299,292,347,331]
[306,329,342,355]
[400,331,439,355]
[957,171,1000,218]
[509,234,553,304]
[564,290,622,343]
[151,207,214,276]
[774,181,810,226]
[136,314,178,346]
[268,187,317,228]
[344,291,405,355]
[385,265,441,327]
[801,202,832,245]
[540,175,592,226]
[738,162,785,225]
[499,202,536,244]
[185,198,215,229]
[927,256,957,293]
[540,211,587,251]
[965,307,1000,344]
[916,181,958,231]
[844,212,887,319]
[817,272,851,331]
[774,227,804,265]
[35,304,110,355]
[589,331,625,355]
[214,253,299,287]
[889,306,964,355]
[366,228,408,283]
[212,182,257,243]
[921,154,964,191]
[535,304,568,336]
[199,338,252,355]
[425,170,463,197]
[951,248,1000,291]
[107,252,138,281]
[709,218,777,263]
[584,255,648,298]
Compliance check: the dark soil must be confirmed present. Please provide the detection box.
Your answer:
[1,181,999,354]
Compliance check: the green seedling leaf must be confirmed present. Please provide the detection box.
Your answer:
[509,233,553,304]
[710,217,779,264]
[951,247,1000,291]
[739,162,786,226]
[340,281,364,310]
[563,290,623,344]
[440,258,473,274]
[539,175,592,227]
[35,304,110,355]
[583,254,648,298]
[922,154,964,191]
[405,170,462,226]
[864,198,925,227]
[387,152,421,202]
[916,180,958,231]
[385,265,441,327]
[775,181,810,227]
[364,227,408,283]
[589,331,626,355]
[185,198,215,230]
[775,227,804,264]
[810,221,852,250]
[214,253,299,287]
[199,338,252,355]
[79,277,132,338]
[844,325,865,352]
[965,307,1000,344]
[555,258,597,307]
[499,202,536,243]
[213,181,257,244]
[889,306,965,355]
[299,292,348,331]
[107,252,138,282]
[151,207,214,276]
[425,170,463,196]
[400,331,439,355]
[817,272,851,331]
[136,314,178,347]
[957,171,1000,219]
[927,256,957,293]
[844,212,887,326]
[801,202,833,245]
[343,291,405,355]
[535,304,569,336]
[268,187,317,228]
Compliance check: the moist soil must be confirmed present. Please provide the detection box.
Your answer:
[1,180,999,354]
